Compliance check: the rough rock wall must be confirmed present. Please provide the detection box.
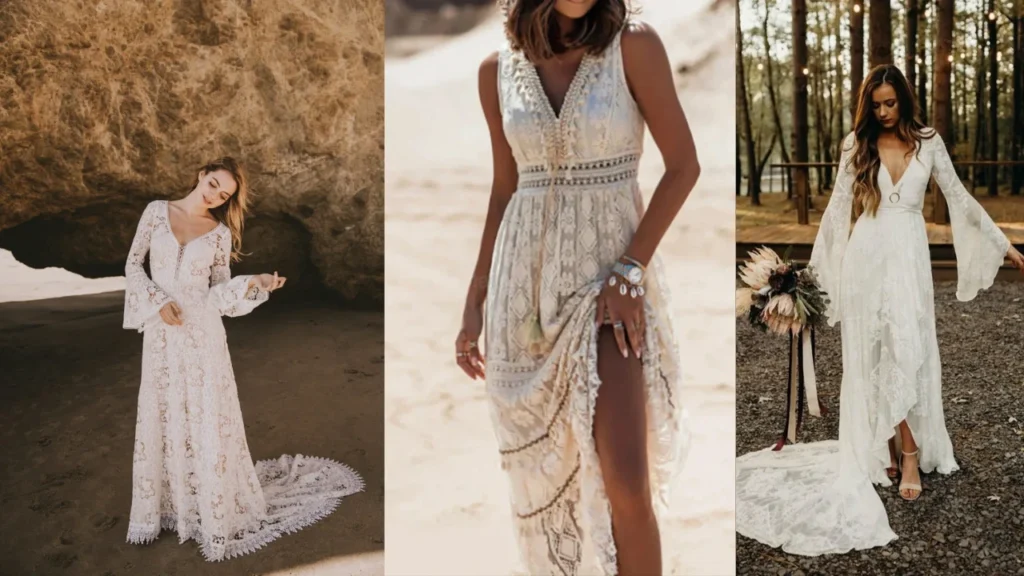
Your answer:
[0,0,384,305]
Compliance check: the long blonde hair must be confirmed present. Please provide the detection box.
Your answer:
[190,157,250,262]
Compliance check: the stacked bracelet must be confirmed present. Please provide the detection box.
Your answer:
[608,256,646,299]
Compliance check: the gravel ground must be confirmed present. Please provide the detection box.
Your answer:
[736,280,1024,575]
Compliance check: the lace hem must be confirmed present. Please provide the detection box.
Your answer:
[127,456,364,562]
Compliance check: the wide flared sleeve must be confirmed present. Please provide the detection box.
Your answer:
[207,229,269,317]
[809,131,856,326]
[929,131,1011,301]
[123,202,174,332]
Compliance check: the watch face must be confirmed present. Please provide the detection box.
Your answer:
[626,267,643,284]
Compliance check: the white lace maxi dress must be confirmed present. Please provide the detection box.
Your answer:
[736,131,1010,555]
[485,27,689,575]
[123,200,364,561]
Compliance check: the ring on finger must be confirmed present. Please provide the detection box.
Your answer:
[613,321,625,330]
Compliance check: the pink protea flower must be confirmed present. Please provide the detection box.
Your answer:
[738,246,784,290]
[769,293,796,317]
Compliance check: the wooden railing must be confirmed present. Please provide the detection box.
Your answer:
[761,160,1024,224]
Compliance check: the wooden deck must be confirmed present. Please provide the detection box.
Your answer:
[737,223,1024,281]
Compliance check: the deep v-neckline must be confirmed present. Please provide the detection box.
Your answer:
[165,201,221,248]
[528,51,592,121]
[879,143,917,189]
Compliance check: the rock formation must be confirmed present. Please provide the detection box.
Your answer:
[0,0,384,305]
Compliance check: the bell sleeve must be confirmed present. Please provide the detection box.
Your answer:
[207,229,269,317]
[929,131,1011,301]
[123,202,174,332]
[809,131,856,326]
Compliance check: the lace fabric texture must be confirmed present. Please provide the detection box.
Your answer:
[736,131,1010,555]
[124,200,364,561]
[486,23,689,575]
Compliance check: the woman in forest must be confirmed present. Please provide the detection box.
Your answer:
[736,64,1024,555]
[123,157,364,561]
[453,0,701,574]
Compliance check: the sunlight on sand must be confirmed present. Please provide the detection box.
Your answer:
[384,1,736,574]
[264,550,384,576]
[0,249,124,304]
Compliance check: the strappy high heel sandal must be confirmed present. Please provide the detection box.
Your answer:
[898,449,922,501]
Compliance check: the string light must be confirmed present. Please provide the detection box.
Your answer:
[988,12,997,21]
[802,67,810,75]
[948,54,954,62]
[757,63,764,71]
[853,3,862,14]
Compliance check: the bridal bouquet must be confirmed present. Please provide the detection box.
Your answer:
[735,246,829,336]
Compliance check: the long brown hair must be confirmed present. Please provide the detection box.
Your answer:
[849,64,932,218]
[500,0,633,62]
[190,157,250,262]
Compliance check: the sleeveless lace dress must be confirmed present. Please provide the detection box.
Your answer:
[485,25,690,575]
[736,130,1010,555]
[123,200,365,561]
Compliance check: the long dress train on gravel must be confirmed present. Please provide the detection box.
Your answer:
[735,130,1010,555]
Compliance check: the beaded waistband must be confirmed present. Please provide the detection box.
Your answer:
[516,153,640,193]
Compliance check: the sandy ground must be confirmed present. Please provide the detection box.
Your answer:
[0,289,384,576]
[736,281,1024,575]
[384,2,736,575]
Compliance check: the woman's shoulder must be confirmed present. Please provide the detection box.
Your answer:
[840,131,857,150]
[141,199,167,218]
[620,19,661,53]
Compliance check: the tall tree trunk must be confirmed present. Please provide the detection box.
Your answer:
[850,0,864,117]
[905,0,919,90]
[761,2,792,198]
[822,4,837,187]
[989,0,999,196]
[869,0,892,66]
[918,0,928,119]
[974,8,986,191]
[835,4,846,142]
[813,6,826,195]
[738,3,760,205]
[933,0,954,224]
[793,0,810,224]
[1013,1,1022,195]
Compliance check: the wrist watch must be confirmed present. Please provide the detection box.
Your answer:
[611,261,645,285]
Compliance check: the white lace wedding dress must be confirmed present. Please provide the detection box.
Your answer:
[123,200,364,561]
[485,24,689,575]
[735,130,1010,555]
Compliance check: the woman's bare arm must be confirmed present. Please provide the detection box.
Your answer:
[466,51,519,309]
[620,23,701,266]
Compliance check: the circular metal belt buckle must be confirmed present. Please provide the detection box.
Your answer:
[889,192,900,203]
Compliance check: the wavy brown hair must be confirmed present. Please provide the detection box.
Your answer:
[189,157,250,262]
[500,0,634,62]
[849,64,933,218]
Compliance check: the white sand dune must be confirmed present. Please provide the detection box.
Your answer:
[0,249,125,304]
[384,1,736,574]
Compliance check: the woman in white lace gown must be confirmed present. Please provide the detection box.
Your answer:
[736,65,1024,555]
[454,1,701,574]
[123,158,364,561]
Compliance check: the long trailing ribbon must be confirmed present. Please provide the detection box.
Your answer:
[773,325,827,451]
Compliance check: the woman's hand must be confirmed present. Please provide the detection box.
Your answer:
[595,274,645,359]
[159,302,184,326]
[251,272,287,292]
[455,293,486,380]
[1008,245,1024,273]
